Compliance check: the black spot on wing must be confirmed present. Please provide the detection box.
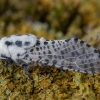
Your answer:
[54,55,57,59]
[30,58,32,61]
[51,41,55,44]
[5,41,13,46]
[94,49,97,53]
[25,54,29,57]
[72,45,75,50]
[44,46,46,50]
[65,39,71,42]
[45,59,49,65]
[94,49,100,54]
[74,38,78,42]
[86,44,91,47]
[58,56,61,60]
[39,56,42,59]
[40,47,42,50]
[71,52,75,57]
[47,46,50,49]
[48,50,51,54]
[44,41,48,45]
[68,66,72,69]
[84,64,88,68]
[38,52,41,55]
[80,40,84,44]
[61,50,64,55]
[53,60,57,64]
[15,40,22,47]
[90,63,94,67]
[54,48,57,51]
[24,41,30,46]
[62,56,64,59]
[48,55,52,59]
[17,53,20,57]
[1,54,7,58]
[36,47,39,51]
[43,51,46,54]
[30,49,33,52]
[45,59,49,62]
[36,40,40,46]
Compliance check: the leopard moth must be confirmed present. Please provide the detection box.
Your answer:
[0,33,100,92]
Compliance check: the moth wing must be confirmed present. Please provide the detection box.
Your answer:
[22,38,100,74]
[42,38,100,74]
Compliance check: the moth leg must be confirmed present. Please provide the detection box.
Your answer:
[22,64,34,94]
[44,65,55,83]
[5,58,13,66]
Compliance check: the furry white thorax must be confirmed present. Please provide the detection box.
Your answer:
[0,34,37,61]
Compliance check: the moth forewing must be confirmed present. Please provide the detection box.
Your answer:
[22,37,100,74]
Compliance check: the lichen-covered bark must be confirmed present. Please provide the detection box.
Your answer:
[0,64,100,100]
[0,0,100,100]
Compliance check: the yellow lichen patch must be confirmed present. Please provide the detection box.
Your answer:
[40,80,50,87]
[7,82,14,91]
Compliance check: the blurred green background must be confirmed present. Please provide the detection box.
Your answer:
[0,0,100,41]
[0,0,100,100]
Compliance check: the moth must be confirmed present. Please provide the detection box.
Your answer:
[0,34,100,92]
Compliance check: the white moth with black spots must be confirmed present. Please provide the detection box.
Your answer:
[0,33,100,93]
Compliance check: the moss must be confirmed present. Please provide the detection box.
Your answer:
[0,62,100,100]
[0,0,100,99]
